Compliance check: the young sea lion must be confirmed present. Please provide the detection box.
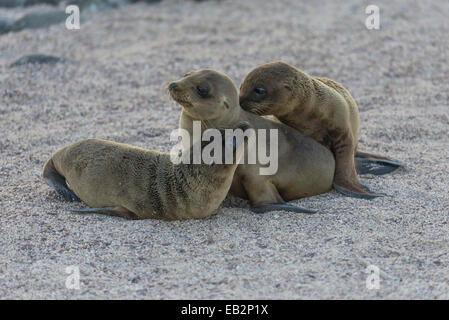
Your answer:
[239,61,402,199]
[168,69,336,214]
[42,124,249,220]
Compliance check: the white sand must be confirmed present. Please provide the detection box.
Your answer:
[0,0,448,299]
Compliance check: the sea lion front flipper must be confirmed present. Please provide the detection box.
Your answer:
[69,206,139,219]
[241,178,317,214]
[333,182,385,200]
[355,157,403,176]
[250,203,317,214]
[42,158,81,202]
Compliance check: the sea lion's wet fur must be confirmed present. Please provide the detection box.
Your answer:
[169,69,335,211]
[43,136,244,220]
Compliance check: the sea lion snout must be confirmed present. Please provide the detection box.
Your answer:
[239,81,267,113]
[239,97,249,110]
[239,96,264,114]
[168,82,177,90]
[170,69,240,120]
[168,80,194,109]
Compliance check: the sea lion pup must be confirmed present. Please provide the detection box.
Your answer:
[239,61,403,199]
[42,124,249,220]
[168,69,336,214]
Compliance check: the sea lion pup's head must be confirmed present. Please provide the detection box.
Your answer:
[239,61,306,116]
[168,69,239,120]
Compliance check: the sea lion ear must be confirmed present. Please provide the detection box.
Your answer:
[284,84,292,91]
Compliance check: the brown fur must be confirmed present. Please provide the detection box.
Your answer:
[239,61,393,198]
[169,69,335,211]
[43,132,246,220]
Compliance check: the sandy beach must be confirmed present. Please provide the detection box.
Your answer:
[0,0,448,299]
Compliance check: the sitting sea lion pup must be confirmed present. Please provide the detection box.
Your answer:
[168,69,336,214]
[239,61,403,199]
[42,123,249,220]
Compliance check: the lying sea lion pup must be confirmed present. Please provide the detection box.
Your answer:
[42,123,249,220]
[239,61,403,199]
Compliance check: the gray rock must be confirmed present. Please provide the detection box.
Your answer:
[10,54,67,67]
[0,18,13,35]
[0,0,163,36]
[132,0,162,4]
[0,0,60,8]
[69,0,162,13]
[23,0,60,6]
[0,0,25,7]
[0,0,163,9]
[70,0,131,13]
[10,10,67,32]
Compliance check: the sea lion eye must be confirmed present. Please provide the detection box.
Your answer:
[254,86,266,97]
[196,83,210,98]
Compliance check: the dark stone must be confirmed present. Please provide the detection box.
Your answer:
[10,10,67,32]
[0,0,164,35]
[0,0,25,8]
[0,0,163,9]
[10,54,67,67]
[0,0,60,8]
[131,0,162,3]
[70,0,131,13]
[0,18,13,35]
[24,0,60,6]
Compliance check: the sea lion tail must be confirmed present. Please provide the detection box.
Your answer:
[42,158,81,202]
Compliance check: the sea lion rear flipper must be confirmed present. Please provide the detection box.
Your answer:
[333,182,385,200]
[355,151,403,176]
[355,157,403,176]
[69,206,139,220]
[42,158,81,202]
[333,141,388,199]
[250,204,317,214]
